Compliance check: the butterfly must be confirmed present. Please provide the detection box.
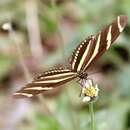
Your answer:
[14,15,128,98]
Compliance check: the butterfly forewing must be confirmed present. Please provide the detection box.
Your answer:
[82,15,128,71]
[70,36,95,72]
[14,68,77,98]
[71,15,128,72]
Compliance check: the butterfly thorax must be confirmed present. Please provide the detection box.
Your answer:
[77,71,88,79]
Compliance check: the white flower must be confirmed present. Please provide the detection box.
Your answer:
[79,79,99,103]
[94,84,99,97]
[83,96,91,102]
[79,79,93,88]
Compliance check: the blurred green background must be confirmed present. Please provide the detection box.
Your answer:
[0,0,130,130]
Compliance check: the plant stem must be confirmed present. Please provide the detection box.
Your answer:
[89,102,95,130]
[26,0,44,63]
[51,0,66,59]
[8,29,31,82]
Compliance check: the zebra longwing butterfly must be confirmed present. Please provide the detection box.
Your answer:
[14,15,128,98]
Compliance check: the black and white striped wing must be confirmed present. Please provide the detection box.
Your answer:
[70,36,95,72]
[14,68,77,98]
[70,15,128,72]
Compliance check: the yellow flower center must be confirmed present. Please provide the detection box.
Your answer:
[84,86,96,97]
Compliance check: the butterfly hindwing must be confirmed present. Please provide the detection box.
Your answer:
[14,68,77,98]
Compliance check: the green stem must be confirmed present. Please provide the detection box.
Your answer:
[89,102,95,130]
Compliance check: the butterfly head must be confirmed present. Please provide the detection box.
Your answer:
[78,71,88,79]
